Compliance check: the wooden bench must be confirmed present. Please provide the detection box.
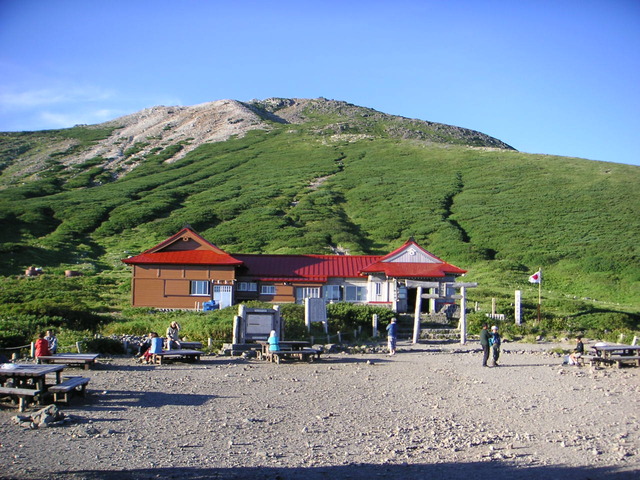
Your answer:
[178,341,203,350]
[265,348,322,364]
[47,376,90,403]
[0,386,41,412]
[610,355,640,368]
[38,354,99,370]
[585,355,640,368]
[151,349,202,365]
[585,355,611,367]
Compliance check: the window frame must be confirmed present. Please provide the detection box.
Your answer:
[190,280,210,296]
[260,285,276,295]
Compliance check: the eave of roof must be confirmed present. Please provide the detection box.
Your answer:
[360,262,466,278]
[122,251,243,266]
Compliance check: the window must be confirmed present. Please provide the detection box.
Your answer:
[324,285,341,302]
[374,282,382,296]
[237,282,258,292]
[296,287,321,304]
[345,285,367,302]
[190,280,210,296]
[261,285,276,295]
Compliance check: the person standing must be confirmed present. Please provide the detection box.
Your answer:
[480,323,491,367]
[45,330,58,354]
[386,318,398,356]
[490,325,502,366]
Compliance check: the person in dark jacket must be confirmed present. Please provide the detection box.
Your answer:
[490,325,502,366]
[569,336,584,365]
[386,318,398,356]
[479,323,491,367]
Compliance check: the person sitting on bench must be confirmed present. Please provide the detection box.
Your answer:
[35,332,51,360]
[166,322,181,350]
[568,336,584,365]
[268,330,280,352]
[143,333,163,363]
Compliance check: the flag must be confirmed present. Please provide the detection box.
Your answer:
[528,271,541,284]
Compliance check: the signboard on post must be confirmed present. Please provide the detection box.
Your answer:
[237,304,281,343]
[305,297,328,333]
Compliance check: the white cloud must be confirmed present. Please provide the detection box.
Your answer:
[38,108,127,128]
[0,85,116,110]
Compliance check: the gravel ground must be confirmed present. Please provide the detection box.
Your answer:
[1,340,639,480]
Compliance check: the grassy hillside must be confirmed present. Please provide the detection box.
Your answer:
[0,100,638,343]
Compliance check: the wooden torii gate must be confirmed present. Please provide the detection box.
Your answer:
[405,280,478,345]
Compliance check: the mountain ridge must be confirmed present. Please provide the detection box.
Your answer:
[0,97,514,184]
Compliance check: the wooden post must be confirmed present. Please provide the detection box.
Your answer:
[76,341,82,353]
[372,314,379,338]
[515,290,522,325]
[413,286,423,344]
[208,338,212,348]
[232,316,242,344]
[459,287,467,345]
[30,342,35,358]
[491,298,496,315]
[337,331,342,343]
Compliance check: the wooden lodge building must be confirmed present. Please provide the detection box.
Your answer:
[122,227,468,313]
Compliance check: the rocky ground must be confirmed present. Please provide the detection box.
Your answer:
[1,340,638,480]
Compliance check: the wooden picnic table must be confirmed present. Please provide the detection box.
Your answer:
[588,345,640,368]
[257,340,310,358]
[151,349,202,365]
[37,353,100,370]
[0,364,66,411]
[257,341,322,363]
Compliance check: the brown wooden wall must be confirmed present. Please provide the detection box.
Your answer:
[130,264,236,308]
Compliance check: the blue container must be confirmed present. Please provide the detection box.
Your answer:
[203,300,218,311]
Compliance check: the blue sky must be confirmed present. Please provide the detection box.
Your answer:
[1,0,638,165]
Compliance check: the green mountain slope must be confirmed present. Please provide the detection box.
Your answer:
[0,98,638,321]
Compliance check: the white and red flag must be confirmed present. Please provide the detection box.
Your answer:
[528,271,541,284]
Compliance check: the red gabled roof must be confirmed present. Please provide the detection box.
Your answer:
[234,254,381,282]
[360,261,466,278]
[122,227,242,266]
[122,229,466,280]
[359,238,466,278]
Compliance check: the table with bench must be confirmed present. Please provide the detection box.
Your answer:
[258,341,323,364]
[37,353,100,370]
[586,344,640,368]
[0,364,90,411]
[150,349,202,365]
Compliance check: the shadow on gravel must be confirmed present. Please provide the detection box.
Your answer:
[47,462,637,480]
[84,390,213,410]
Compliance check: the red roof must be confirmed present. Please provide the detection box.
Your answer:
[122,228,466,280]
[359,261,466,278]
[234,254,381,281]
[123,227,242,266]
[123,250,243,266]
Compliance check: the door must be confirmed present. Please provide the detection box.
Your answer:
[213,285,233,309]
